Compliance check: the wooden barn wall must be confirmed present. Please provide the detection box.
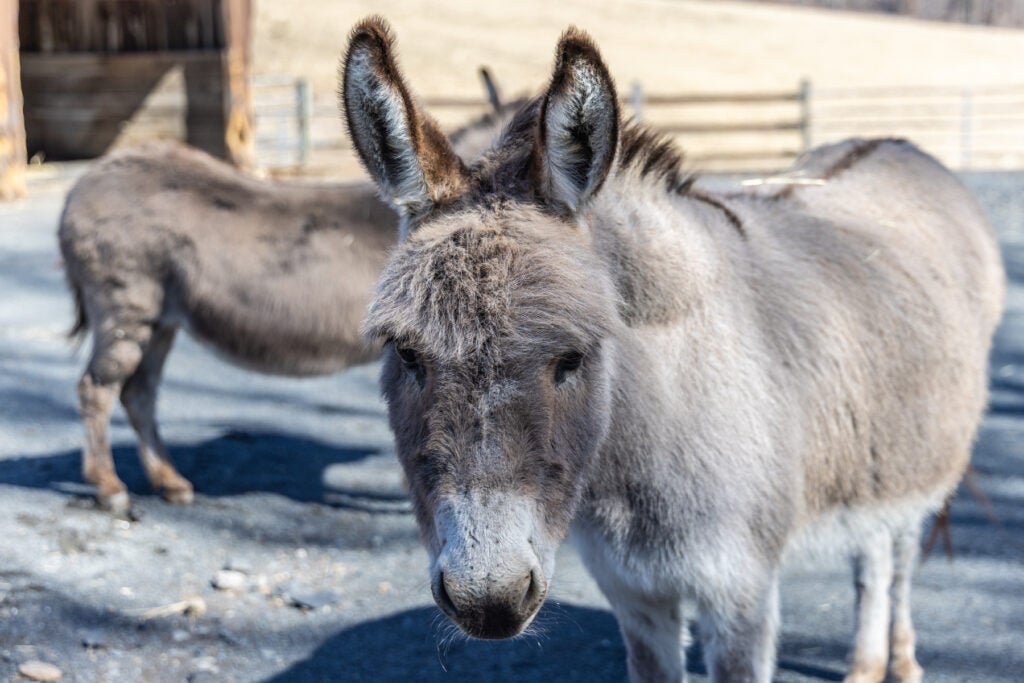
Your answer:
[19,0,225,53]
[22,52,221,160]
[18,0,253,165]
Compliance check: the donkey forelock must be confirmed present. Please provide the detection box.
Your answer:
[364,205,618,362]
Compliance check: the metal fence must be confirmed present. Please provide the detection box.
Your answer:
[253,77,1024,175]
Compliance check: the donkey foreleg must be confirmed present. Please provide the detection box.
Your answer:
[612,597,689,683]
[699,573,779,683]
[845,532,894,683]
[888,525,924,683]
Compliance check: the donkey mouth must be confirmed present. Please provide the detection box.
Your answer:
[433,569,547,640]
[451,603,539,640]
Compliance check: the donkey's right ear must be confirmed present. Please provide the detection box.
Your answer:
[341,18,467,222]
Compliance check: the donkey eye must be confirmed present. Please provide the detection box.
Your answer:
[396,346,419,368]
[554,352,584,385]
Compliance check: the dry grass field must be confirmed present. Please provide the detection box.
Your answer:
[250,0,1024,177]
[255,0,1024,97]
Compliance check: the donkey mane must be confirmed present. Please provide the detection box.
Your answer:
[618,123,696,195]
[466,99,696,202]
[448,96,531,151]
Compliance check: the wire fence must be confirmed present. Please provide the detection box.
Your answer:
[809,83,1024,170]
[253,76,1024,175]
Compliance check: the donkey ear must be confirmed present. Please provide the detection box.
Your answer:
[533,28,619,213]
[341,17,468,222]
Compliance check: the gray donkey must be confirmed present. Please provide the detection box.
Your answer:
[341,18,1004,683]
[60,83,520,514]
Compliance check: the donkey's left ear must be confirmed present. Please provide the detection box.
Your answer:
[533,28,619,214]
[341,17,468,222]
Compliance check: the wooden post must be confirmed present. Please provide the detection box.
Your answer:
[1,0,26,200]
[222,0,254,169]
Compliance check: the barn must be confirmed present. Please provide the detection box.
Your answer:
[1,0,253,200]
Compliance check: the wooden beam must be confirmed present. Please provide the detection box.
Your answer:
[1,0,26,200]
[222,0,254,169]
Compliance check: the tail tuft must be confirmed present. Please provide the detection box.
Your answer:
[68,280,88,341]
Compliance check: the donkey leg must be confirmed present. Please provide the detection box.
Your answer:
[79,331,148,514]
[120,325,193,505]
[611,596,688,683]
[79,372,129,512]
[888,523,924,683]
[844,531,894,683]
[701,573,779,683]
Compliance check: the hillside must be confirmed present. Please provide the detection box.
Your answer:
[251,0,1024,176]
[254,0,1024,100]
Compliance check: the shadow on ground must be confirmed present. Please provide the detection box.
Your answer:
[0,430,388,506]
[264,604,627,683]
[263,603,857,683]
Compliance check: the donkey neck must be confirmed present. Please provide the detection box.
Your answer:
[585,176,734,329]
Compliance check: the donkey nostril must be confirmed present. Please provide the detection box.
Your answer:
[435,571,459,618]
[520,569,544,612]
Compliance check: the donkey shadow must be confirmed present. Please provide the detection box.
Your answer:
[0,430,400,509]
[264,603,849,683]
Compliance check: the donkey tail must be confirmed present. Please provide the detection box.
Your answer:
[67,276,89,342]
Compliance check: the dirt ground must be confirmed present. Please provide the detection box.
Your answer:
[1,163,1023,682]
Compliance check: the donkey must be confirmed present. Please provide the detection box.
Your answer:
[60,86,520,514]
[341,18,1004,683]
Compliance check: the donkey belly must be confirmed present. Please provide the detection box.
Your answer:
[174,285,377,378]
[186,326,373,377]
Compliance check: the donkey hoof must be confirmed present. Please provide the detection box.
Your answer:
[99,490,132,516]
[843,663,886,683]
[889,660,923,683]
[162,484,194,505]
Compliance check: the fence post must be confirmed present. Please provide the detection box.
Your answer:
[798,78,812,152]
[631,81,644,121]
[960,86,973,170]
[296,78,312,166]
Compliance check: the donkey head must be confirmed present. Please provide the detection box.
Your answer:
[343,17,621,639]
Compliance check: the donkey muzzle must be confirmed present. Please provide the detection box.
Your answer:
[429,492,552,638]
[432,563,548,639]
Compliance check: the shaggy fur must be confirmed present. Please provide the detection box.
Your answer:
[343,18,1005,683]
[61,94,517,514]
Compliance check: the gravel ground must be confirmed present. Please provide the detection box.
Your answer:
[0,166,1022,682]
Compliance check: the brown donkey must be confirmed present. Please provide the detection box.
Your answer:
[341,19,1004,683]
[60,92,520,514]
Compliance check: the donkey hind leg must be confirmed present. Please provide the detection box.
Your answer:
[120,325,193,504]
[79,328,150,514]
[700,573,779,683]
[844,529,895,683]
[612,596,689,683]
[888,524,924,683]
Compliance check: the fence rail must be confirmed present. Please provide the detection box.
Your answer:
[253,77,1024,174]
